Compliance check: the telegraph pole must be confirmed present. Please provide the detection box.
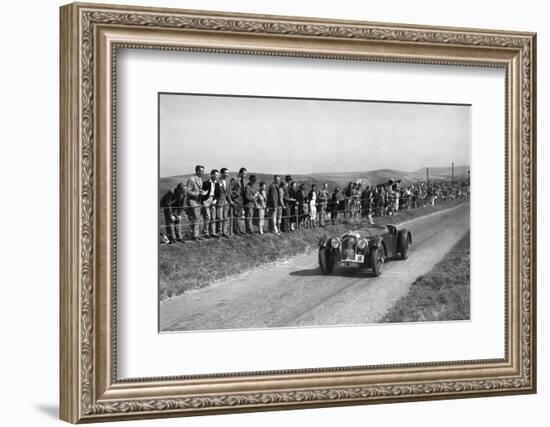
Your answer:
[451,162,454,184]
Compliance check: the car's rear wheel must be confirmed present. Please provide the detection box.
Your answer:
[401,235,411,260]
[318,247,335,274]
[371,246,385,277]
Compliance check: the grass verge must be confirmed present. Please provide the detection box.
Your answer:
[380,231,470,323]
[159,199,468,301]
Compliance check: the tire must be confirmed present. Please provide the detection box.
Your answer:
[318,246,335,274]
[401,235,411,260]
[398,230,411,260]
[370,246,385,277]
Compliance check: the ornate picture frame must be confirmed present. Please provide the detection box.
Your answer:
[60,2,536,423]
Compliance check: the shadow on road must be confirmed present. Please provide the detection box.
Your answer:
[290,267,375,278]
[289,268,322,277]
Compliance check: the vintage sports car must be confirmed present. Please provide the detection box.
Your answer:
[318,224,412,276]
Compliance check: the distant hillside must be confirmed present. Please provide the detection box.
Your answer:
[310,166,469,187]
[159,166,469,197]
[159,172,341,197]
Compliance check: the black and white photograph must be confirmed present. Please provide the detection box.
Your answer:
[158,93,471,332]
[51,2,538,423]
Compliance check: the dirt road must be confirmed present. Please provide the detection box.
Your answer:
[160,203,470,332]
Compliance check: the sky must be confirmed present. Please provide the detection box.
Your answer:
[159,93,470,178]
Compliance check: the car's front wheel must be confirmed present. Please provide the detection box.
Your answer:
[318,246,336,274]
[370,246,385,277]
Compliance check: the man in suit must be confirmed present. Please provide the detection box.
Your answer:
[186,165,207,241]
[229,167,247,235]
[277,181,285,234]
[201,169,219,238]
[266,175,281,234]
[244,174,258,234]
[215,168,231,238]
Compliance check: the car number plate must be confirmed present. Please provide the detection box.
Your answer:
[356,255,364,263]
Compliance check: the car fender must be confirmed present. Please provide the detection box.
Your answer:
[370,235,384,250]
[318,235,331,248]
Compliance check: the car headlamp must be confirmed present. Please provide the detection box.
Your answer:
[331,238,340,249]
[357,238,368,250]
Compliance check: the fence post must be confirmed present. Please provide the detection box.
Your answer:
[229,204,233,236]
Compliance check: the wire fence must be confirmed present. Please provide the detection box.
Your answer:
[159,193,470,242]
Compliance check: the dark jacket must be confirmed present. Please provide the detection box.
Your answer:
[283,183,296,207]
[201,179,217,205]
[329,192,343,212]
[160,186,186,216]
[267,183,279,209]
[229,176,246,206]
[160,189,175,214]
[172,185,187,215]
[244,183,257,208]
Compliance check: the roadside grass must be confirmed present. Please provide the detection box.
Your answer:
[159,199,468,301]
[380,231,470,323]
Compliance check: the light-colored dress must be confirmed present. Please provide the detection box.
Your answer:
[309,191,317,220]
[256,190,267,229]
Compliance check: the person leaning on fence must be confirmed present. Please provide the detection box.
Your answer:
[244,174,258,234]
[296,183,308,229]
[329,187,342,225]
[172,183,187,241]
[366,186,375,224]
[229,167,247,235]
[215,167,231,238]
[282,175,294,232]
[343,182,352,219]
[266,175,281,234]
[201,169,219,238]
[317,182,329,227]
[160,183,186,244]
[255,181,267,234]
[186,165,207,241]
[352,182,362,220]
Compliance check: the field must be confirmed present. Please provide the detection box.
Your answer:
[380,231,470,323]
[159,199,467,301]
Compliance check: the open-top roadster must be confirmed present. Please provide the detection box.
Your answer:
[318,224,412,276]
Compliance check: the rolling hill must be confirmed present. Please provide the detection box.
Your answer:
[159,166,469,197]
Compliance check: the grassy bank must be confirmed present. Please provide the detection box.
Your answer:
[380,231,470,323]
[159,199,468,301]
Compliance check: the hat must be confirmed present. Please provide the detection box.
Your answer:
[285,175,292,182]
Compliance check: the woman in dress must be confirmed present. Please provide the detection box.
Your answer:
[255,182,267,234]
[308,184,318,228]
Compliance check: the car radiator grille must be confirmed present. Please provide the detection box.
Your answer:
[342,236,357,260]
